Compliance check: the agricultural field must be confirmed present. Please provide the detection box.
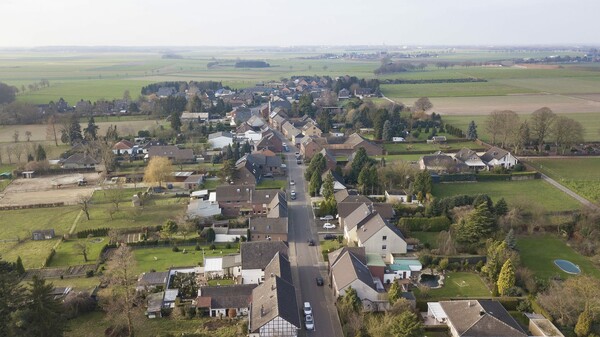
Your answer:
[0,238,59,269]
[0,119,167,143]
[526,157,600,203]
[0,206,80,240]
[432,180,582,212]
[517,234,600,279]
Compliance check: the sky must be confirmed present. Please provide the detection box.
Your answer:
[0,0,599,47]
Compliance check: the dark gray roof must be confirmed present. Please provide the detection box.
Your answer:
[249,276,300,332]
[208,131,233,139]
[334,189,371,204]
[263,252,293,284]
[480,146,510,162]
[338,202,394,220]
[454,148,479,162]
[62,153,99,165]
[198,284,257,309]
[138,271,169,286]
[216,185,254,202]
[439,300,527,337]
[330,249,377,292]
[250,218,288,236]
[241,241,289,270]
[147,145,194,161]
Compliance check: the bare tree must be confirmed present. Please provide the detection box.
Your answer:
[46,115,59,146]
[413,97,433,113]
[5,145,14,164]
[106,182,125,210]
[14,143,24,162]
[12,130,19,143]
[102,244,139,336]
[485,110,519,147]
[77,195,92,220]
[73,242,89,262]
[25,130,32,142]
[552,116,584,154]
[530,107,556,151]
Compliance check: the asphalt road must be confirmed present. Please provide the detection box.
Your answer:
[283,145,344,337]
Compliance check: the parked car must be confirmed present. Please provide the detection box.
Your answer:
[323,223,336,230]
[316,277,324,286]
[305,314,314,330]
[290,180,295,186]
[323,234,336,240]
[263,172,273,178]
[303,302,312,316]
[319,215,334,221]
[307,239,315,246]
[290,191,296,200]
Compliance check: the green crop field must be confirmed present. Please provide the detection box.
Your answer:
[517,234,600,279]
[0,206,80,240]
[381,81,534,98]
[432,180,581,212]
[526,157,600,203]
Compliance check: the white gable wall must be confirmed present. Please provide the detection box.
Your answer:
[358,226,407,257]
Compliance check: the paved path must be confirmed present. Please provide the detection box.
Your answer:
[277,132,344,337]
[539,173,598,210]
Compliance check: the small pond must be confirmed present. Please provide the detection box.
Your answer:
[554,259,581,274]
[419,274,440,287]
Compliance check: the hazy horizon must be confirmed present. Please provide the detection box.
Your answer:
[1,0,599,48]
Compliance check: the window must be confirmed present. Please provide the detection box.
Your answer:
[382,245,387,250]
[382,235,387,241]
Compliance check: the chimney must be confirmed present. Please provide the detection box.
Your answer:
[479,310,485,316]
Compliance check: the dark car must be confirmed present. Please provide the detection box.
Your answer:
[308,239,315,246]
[323,234,336,240]
[316,277,324,286]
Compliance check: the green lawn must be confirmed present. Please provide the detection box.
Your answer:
[49,237,109,267]
[201,179,221,190]
[425,272,491,299]
[410,232,440,249]
[0,239,60,269]
[526,157,600,203]
[517,234,600,280]
[0,206,80,240]
[66,311,243,337]
[75,189,187,231]
[375,154,423,162]
[432,180,582,212]
[133,244,239,275]
[256,179,286,190]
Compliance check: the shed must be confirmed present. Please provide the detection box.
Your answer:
[22,171,35,179]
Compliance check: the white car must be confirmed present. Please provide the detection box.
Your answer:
[323,223,336,230]
[303,302,312,316]
[305,314,315,330]
[319,215,334,221]
[290,180,295,186]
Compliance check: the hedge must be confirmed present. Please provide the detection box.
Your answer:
[530,298,553,322]
[44,248,56,267]
[476,173,511,182]
[76,228,110,239]
[398,216,451,232]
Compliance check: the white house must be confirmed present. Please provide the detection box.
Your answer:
[480,146,519,169]
[329,247,388,312]
[240,241,289,285]
[237,130,262,142]
[356,214,407,257]
[208,131,234,149]
[383,259,422,283]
